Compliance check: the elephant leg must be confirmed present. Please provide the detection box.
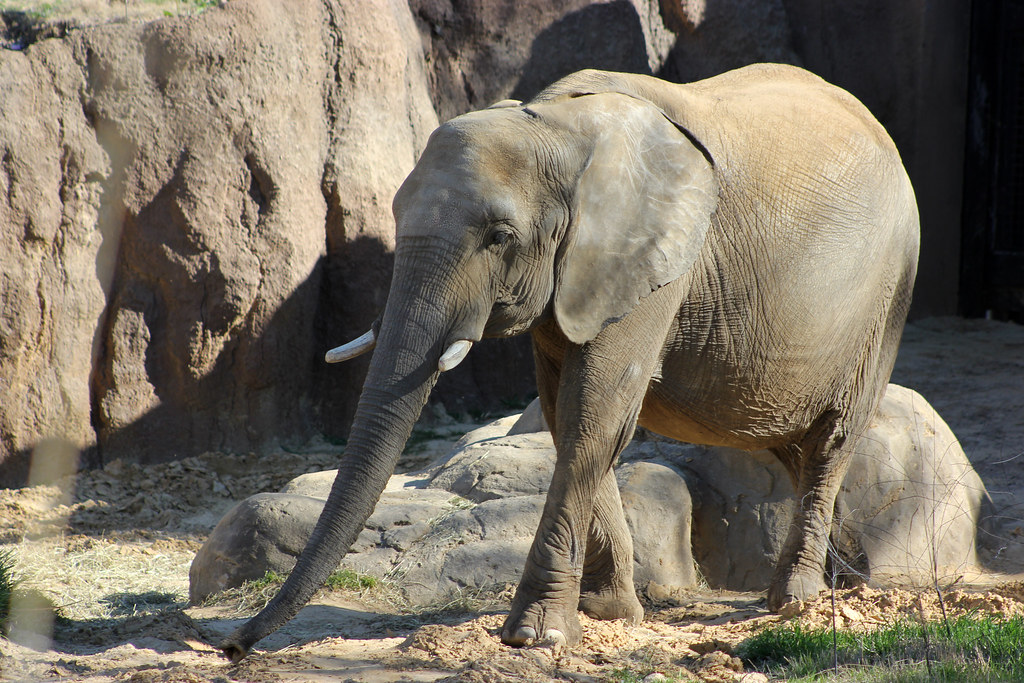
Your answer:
[532,327,642,621]
[578,469,644,623]
[771,442,869,591]
[767,410,860,610]
[826,494,869,588]
[502,299,676,647]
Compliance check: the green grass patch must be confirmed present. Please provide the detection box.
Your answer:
[248,568,380,593]
[324,568,378,592]
[247,570,286,591]
[200,570,286,614]
[738,615,1024,681]
[205,568,385,615]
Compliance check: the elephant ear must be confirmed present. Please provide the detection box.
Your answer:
[552,93,718,344]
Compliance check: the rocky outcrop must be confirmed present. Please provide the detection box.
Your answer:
[190,384,989,605]
[670,385,989,590]
[1,0,437,483]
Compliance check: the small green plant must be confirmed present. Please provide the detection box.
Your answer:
[738,615,1024,681]
[324,568,378,592]
[201,569,286,613]
[205,568,386,614]
[606,668,645,683]
[449,495,475,509]
[248,570,286,591]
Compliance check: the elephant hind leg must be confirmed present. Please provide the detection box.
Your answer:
[769,443,870,591]
[578,470,644,624]
[767,409,861,611]
[827,494,870,588]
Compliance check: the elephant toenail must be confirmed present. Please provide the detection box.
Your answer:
[541,628,567,650]
[502,625,537,646]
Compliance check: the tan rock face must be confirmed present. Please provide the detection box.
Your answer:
[0,36,108,485]
[5,0,590,485]
[0,0,439,484]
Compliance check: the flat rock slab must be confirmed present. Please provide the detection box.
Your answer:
[191,383,990,605]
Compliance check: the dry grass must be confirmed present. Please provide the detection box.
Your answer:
[10,537,192,620]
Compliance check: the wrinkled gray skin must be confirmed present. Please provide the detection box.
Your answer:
[221,64,919,660]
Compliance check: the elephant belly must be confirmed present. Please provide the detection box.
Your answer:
[637,338,826,452]
[637,385,803,451]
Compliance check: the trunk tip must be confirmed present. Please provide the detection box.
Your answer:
[220,637,250,663]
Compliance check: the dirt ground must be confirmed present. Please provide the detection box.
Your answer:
[1,317,1023,682]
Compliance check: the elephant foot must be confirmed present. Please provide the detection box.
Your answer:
[578,589,644,624]
[766,570,827,612]
[501,600,582,649]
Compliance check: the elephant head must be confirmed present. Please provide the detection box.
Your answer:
[220,90,717,660]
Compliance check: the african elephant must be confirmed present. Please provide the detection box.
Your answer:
[221,64,919,660]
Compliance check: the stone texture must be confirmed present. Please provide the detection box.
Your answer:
[839,384,988,585]
[425,428,556,503]
[0,34,110,486]
[188,420,697,603]
[190,384,988,605]
[188,492,330,602]
[0,0,523,485]
[82,0,342,467]
[616,460,697,593]
[507,398,548,435]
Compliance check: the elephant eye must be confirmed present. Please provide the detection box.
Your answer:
[489,227,513,247]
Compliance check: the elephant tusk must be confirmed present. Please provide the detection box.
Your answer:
[325,330,376,363]
[438,340,473,372]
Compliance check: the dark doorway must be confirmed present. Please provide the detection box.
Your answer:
[962,0,1024,321]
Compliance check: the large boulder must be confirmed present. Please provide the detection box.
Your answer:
[190,383,988,605]
[190,412,697,603]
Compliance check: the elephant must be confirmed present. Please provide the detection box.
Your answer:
[220,63,919,660]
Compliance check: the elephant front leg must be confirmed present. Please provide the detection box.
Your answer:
[578,470,644,624]
[502,497,587,647]
[504,458,643,647]
[502,336,668,646]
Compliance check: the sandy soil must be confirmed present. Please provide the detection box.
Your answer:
[1,318,1023,682]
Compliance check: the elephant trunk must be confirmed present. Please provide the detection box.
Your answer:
[220,245,474,661]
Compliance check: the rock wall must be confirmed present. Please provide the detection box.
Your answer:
[1,0,442,484]
[0,0,970,485]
